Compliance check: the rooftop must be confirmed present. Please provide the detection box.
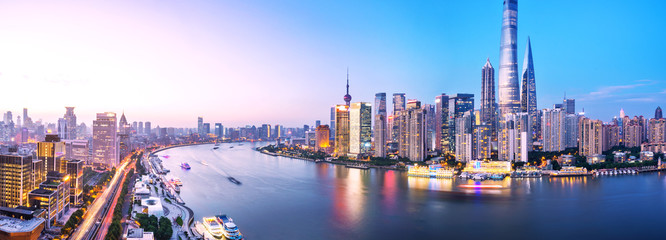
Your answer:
[0,215,44,233]
[29,188,54,195]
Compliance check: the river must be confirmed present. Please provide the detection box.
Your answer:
[157,142,666,239]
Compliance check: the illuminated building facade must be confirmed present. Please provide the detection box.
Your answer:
[29,188,57,228]
[542,108,564,152]
[434,94,450,153]
[623,116,645,148]
[455,110,475,162]
[475,124,491,160]
[498,0,520,116]
[92,112,118,167]
[315,125,330,153]
[0,154,34,208]
[64,140,90,165]
[520,37,538,143]
[334,105,350,157]
[37,134,65,176]
[374,93,387,157]
[481,59,497,142]
[579,117,604,157]
[66,160,83,204]
[498,112,530,162]
[64,107,77,140]
[647,118,666,143]
[448,94,474,153]
[38,172,70,222]
[349,102,372,157]
[397,100,426,161]
[603,123,621,151]
[197,117,203,135]
[462,160,512,174]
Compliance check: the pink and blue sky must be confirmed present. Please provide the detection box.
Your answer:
[0,0,664,127]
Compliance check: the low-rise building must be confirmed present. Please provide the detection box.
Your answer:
[140,197,164,218]
[125,228,154,240]
[0,214,44,240]
[640,151,654,162]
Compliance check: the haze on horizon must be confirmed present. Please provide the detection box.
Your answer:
[0,0,664,128]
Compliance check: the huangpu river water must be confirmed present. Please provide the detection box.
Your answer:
[158,143,666,239]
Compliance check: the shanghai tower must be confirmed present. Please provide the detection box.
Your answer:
[498,0,519,116]
[521,37,538,141]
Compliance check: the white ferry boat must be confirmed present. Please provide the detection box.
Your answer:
[216,214,243,240]
[550,166,592,177]
[202,217,224,238]
[170,178,183,186]
[345,163,369,169]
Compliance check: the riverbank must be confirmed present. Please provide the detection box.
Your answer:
[255,148,405,171]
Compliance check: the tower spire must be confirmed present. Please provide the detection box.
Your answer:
[343,68,352,106]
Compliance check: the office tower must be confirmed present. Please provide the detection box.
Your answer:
[40,172,70,223]
[315,125,331,152]
[92,112,118,167]
[395,100,426,161]
[648,118,666,143]
[118,113,131,160]
[448,94,474,153]
[145,121,151,135]
[0,154,33,208]
[330,107,336,139]
[64,140,91,164]
[215,123,224,138]
[349,102,372,157]
[197,117,203,135]
[315,120,321,128]
[563,99,576,115]
[392,93,406,113]
[656,107,663,119]
[304,125,310,132]
[203,123,211,135]
[580,117,604,157]
[64,107,77,140]
[38,134,66,175]
[434,94,450,153]
[498,0,519,116]
[66,160,83,204]
[138,122,144,135]
[132,121,137,132]
[261,124,271,139]
[542,108,564,152]
[455,110,475,162]
[623,116,644,147]
[32,159,44,190]
[475,124,492,160]
[334,105,350,157]
[23,108,29,128]
[274,125,283,138]
[498,112,530,162]
[520,38,538,142]
[563,114,579,148]
[374,93,387,157]
[424,104,437,151]
[481,59,497,142]
[57,118,68,139]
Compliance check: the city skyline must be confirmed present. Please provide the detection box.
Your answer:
[0,0,664,127]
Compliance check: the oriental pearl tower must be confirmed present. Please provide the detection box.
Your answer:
[344,69,352,106]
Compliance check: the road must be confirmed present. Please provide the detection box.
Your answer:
[69,158,133,240]
[95,163,133,239]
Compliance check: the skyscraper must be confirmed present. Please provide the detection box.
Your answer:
[330,106,336,139]
[656,106,663,119]
[448,94,474,152]
[215,123,224,138]
[374,93,387,157]
[563,99,576,115]
[498,0,519,116]
[197,117,203,135]
[434,94,450,153]
[580,117,604,157]
[138,121,144,135]
[145,121,151,135]
[397,100,426,161]
[498,112,530,162]
[57,118,68,140]
[520,37,538,143]
[38,134,66,175]
[481,59,497,142]
[455,110,475,162]
[0,154,33,208]
[349,102,372,157]
[392,93,406,113]
[542,108,564,152]
[92,112,118,167]
[334,105,350,157]
[315,125,331,153]
[64,107,77,140]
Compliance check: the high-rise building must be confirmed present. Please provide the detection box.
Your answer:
[64,139,91,165]
[563,114,579,148]
[38,134,66,175]
[349,102,372,157]
[481,59,497,142]
[144,121,151,136]
[66,160,83,204]
[197,117,203,135]
[434,94,450,153]
[0,154,33,208]
[455,110,475,162]
[648,118,666,143]
[64,107,77,140]
[315,120,321,128]
[118,113,131,160]
[215,123,224,138]
[57,118,68,140]
[315,125,331,153]
[22,108,28,127]
[563,99,576,115]
[498,112,530,162]
[498,0,520,116]
[580,117,604,157]
[656,106,663,119]
[392,93,406,113]
[330,106,336,140]
[203,123,211,135]
[542,108,564,152]
[623,116,644,148]
[602,123,621,151]
[334,105,350,157]
[374,93,387,157]
[475,124,492,160]
[92,112,118,167]
[520,37,538,143]
[448,94,474,152]
[138,122,144,135]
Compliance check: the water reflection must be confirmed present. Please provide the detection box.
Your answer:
[332,166,367,231]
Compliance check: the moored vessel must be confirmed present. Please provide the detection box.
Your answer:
[202,217,224,238]
[181,162,191,170]
[216,214,243,240]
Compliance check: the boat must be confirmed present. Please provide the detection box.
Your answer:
[407,165,455,178]
[174,185,181,193]
[201,160,209,166]
[213,146,220,150]
[215,143,221,146]
[216,214,243,240]
[345,163,369,169]
[202,217,224,238]
[228,177,242,185]
[170,178,183,186]
[181,162,191,170]
[490,174,506,180]
[230,146,234,148]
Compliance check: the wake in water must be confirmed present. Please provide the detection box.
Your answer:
[208,148,242,185]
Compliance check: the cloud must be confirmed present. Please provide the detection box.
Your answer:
[579,80,658,101]
[624,97,656,102]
